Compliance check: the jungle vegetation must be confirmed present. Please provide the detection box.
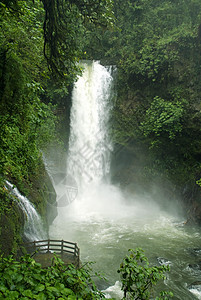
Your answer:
[0,250,172,299]
[0,0,113,210]
[1,0,201,210]
[84,0,201,203]
[0,0,200,298]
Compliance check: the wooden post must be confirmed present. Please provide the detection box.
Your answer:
[47,239,50,252]
[61,240,64,255]
[74,243,80,267]
[77,247,80,268]
[74,243,77,257]
[34,241,36,252]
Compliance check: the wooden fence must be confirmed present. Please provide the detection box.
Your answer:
[24,239,80,267]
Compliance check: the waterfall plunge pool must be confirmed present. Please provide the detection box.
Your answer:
[47,61,201,299]
[50,183,201,300]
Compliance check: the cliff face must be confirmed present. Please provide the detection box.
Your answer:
[111,140,201,225]
[111,83,201,225]
[182,185,201,226]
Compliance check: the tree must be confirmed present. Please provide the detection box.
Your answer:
[1,0,114,83]
[140,96,184,143]
[94,0,201,189]
[0,1,43,180]
[0,0,114,186]
[118,248,173,300]
[41,0,114,81]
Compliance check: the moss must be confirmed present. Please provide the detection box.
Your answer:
[0,203,24,257]
[13,158,57,230]
[27,160,57,227]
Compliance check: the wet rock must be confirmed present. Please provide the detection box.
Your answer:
[188,248,201,257]
[188,281,201,299]
[191,281,201,285]
[0,203,24,257]
[188,263,201,271]
[185,200,201,226]
[27,160,57,226]
[157,257,172,266]
[189,281,201,289]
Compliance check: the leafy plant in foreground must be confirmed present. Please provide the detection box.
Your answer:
[0,254,106,299]
[0,250,173,299]
[118,248,173,300]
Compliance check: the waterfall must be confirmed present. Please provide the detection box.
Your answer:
[67,61,114,191]
[50,61,201,300]
[6,181,47,241]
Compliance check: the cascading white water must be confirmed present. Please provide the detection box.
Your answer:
[67,61,113,190]
[6,181,47,241]
[50,61,201,299]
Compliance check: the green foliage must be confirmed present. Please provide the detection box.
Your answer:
[92,0,201,187]
[0,184,14,213]
[0,0,45,79]
[0,49,57,182]
[0,250,173,300]
[0,254,106,299]
[118,248,173,300]
[140,96,184,142]
[108,0,201,81]
[0,0,52,183]
[0,0,115,186]
[39,0,114,81]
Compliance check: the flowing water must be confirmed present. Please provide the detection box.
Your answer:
[49,61,201,299]
[6,181,47,241]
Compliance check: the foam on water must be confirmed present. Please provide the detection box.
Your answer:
[103,281,123,299]
[189,287,201,300]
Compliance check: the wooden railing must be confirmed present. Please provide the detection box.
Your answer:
[24,239,80,266]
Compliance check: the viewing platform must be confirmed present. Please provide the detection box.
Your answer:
[24,239,80,268]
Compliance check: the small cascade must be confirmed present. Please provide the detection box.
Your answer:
[6,181,47,241]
